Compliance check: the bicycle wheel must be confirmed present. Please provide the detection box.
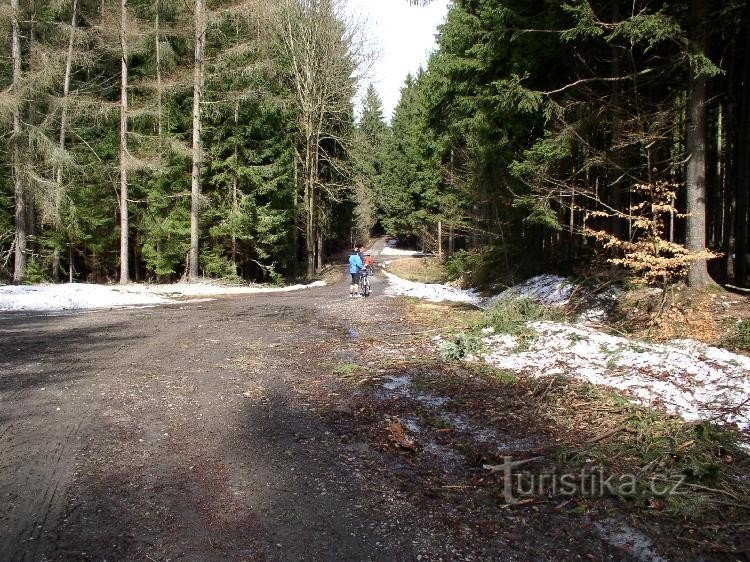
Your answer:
[364,276,371,296]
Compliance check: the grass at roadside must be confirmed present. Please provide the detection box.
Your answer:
[536,376,749,517]
[347,352,749,555]
[385,258,447,284]
[393,298,750,529]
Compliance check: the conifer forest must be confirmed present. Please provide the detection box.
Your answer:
[1,0,749,290]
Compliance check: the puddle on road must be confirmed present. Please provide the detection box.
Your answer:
[401,416,423,433]
[381,375,447,407]
[383,375,411,390]
[594,519,667,562]
[423,440,465,464]
[334,349,358,362]
[415,393,448,407]
[380,375,549,461]
[399,415,465,465]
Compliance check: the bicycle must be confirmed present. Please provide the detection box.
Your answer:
[358,267,371,297]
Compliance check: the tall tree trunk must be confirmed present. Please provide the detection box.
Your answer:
[155,0,163,141]
[119,0,129,284]
[231,100,239,268]
[11,0,25,284]
[734,16,750,286]
[723,43,738,280]
[55,0,79,282]
[437,220,442,260]
[316,223,323,271]
[26,1,37,248]
[304,129,316,278]
[685,0,712,287]
[608,0,626,239]
[189,0,206,280]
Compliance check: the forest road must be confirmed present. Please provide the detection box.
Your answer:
[0,263,627,561]
[0,268,457,562]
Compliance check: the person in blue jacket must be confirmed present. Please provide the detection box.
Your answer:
[348,246,364,297]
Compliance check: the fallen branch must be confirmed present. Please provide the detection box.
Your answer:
[586,424,626,444]
[656,479,744,502]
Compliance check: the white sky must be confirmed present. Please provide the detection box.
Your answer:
[345,0,450,122]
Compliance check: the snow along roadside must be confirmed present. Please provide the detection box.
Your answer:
[382,271,577,309]
[471,321,750,431]
[384,270,750,430]
[0,280,326,312]
[382,271,481,305]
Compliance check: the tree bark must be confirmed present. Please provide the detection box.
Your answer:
[231,101,239,268]
[54,0,79,282]
[316,221,323,271]
[118,0,130,284]
[734,14,750,286]
[304,128,316,277]
[189,0,206,280]
[437,220,442,260]
[155,1,163,141]
[26,1,37,248]
[685,0,712,287]
[11,0,25,284]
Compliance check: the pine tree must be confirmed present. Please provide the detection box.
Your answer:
[351,84,387,241]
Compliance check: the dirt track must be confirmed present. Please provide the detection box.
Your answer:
[1,255,650,561]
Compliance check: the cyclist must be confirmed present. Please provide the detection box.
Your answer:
[349,246,364,298]
[363,252,374,273]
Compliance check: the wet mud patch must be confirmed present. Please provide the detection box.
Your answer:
[304,358,622,560]
[314,349,748,562]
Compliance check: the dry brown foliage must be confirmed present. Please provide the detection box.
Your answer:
[586,182,719,287]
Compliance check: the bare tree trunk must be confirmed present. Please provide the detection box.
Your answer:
[54,0,79,282]
[26,1,37,248]
[189,0,206,280]
[155,0,163,140]
[437,220,442,260]
[686,0,712,287]
[304,129,316,278]
[316,223,323,271]
[11,0,25,284]
[608,0,626,240]
[119,0,130,284]
[231,100,239,268]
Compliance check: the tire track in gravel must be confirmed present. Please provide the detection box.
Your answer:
[0,312,147,561]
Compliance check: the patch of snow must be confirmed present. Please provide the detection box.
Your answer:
[0,284,172,312]
[0,280,326,312]
[124,280,326,297]
[481,274,574,309]
[477,321,750,429]
[383,271,481,305]
[379,247,423,256]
